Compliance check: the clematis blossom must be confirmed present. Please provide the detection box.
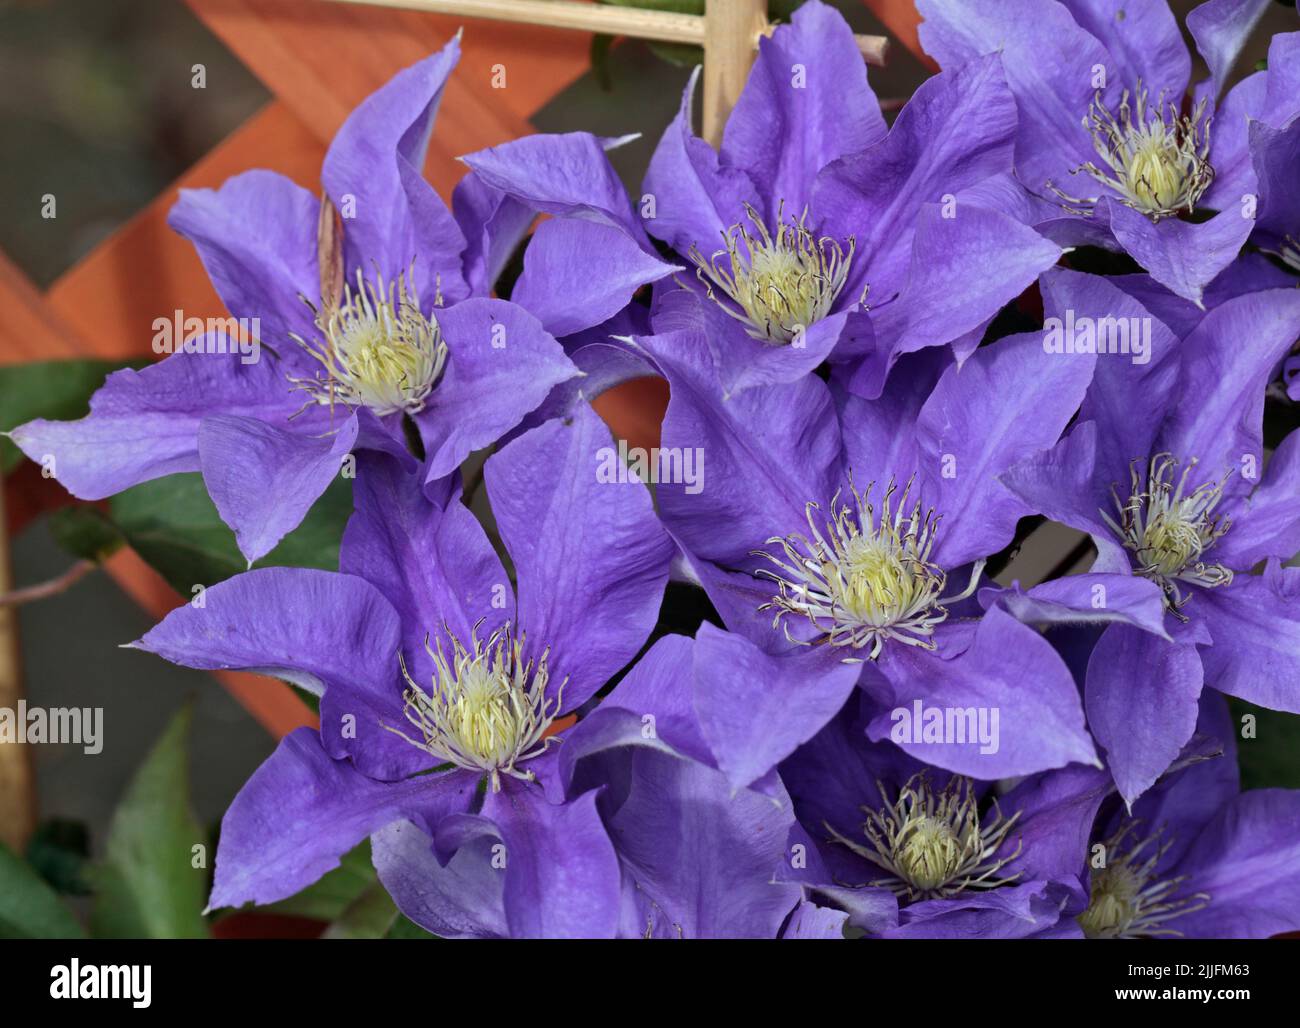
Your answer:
[623,322,1132,793]
[776,694,1117,938]
[1001,268,1300,805]
[130,402,673,937]
[918,0,1284,306]
[458,0,1061,403]
[10,37,577,563]
[1077,694,1300,939]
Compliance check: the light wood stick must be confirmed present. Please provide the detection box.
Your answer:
[319,0,888,64]
[701,0,765,147]
[0,479,36,852]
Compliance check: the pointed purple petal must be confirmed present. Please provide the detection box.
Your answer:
[509,218,678,338]
[643,66,761,256]
[480,783,620,938]
[692,623,861,791]
[199,411,359,564]
[1104,200,1253,306]
[867,205,1061,372]
[1198,561,1300,712]
[342,452,512,659]
[721,0,886,218]
[461,131,646,243]
[872,608,1099,778]
[9,347,293,500]
[484,402,672,711]
[211,728,473,909]
[1059,0,1190,98]
[918,330,1095,568]
[321,41,467,301]
[416,297,578,482]
[371,816,506,938]
[1187,0,1271,99]
[605,748,801,939]
[816,53,1023,305]
[1086,623,1203,806]
[168,171,319,343]
[917,0,1109,192]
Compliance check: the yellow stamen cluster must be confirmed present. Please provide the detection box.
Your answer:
[386,622,562,792]
[1079,822,1208,938]
[757,479,952,660]
[689,201,856,345]
[827,773,1023,901]
[291,267,448,417]
[1050,85,1214,221]
[1102,454,1233,619]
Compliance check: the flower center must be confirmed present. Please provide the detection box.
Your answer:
[291,267,448,417]
[1101,453,1233,618]
[1049,85,1213,221]
[689,201,856,345]
[386,622,563,791]
[1078,823,1208,938]
[757,479,961,660]
[828,773,1022,901]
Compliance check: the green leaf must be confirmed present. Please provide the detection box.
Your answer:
[1230,699,1300,791]
[110,472,351,594]
[47,506,124,563]
[264,840,375,922]
[88,704,210,938]
[0,359,141,474]
[320,883,398,940]
[25,818,92,896]
[647,41,704,67]
[0,842,86,938]
[591,33,615,91]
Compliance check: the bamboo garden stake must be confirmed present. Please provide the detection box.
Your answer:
[324,0,889,145]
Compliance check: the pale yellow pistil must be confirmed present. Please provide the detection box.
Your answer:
[757,478,979,661]
[1049,85,1214,222]
[1079,823,1208,938]
[1101,454,1233,619]
[291,267,448,417]
[828,773,1023,902]
[689,201,857,345]
[385,623,563,792]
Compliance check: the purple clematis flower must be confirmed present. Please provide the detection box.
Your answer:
[9,36,577,563]
[918,0,1279,306]
[458,0,1061,402]
[776,694,1115,939]
[1077,694,1300,938]
[786,689,1300,939]
[1001,267,1300,805]
[624,320,1121,792]
[129,401,673,937]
